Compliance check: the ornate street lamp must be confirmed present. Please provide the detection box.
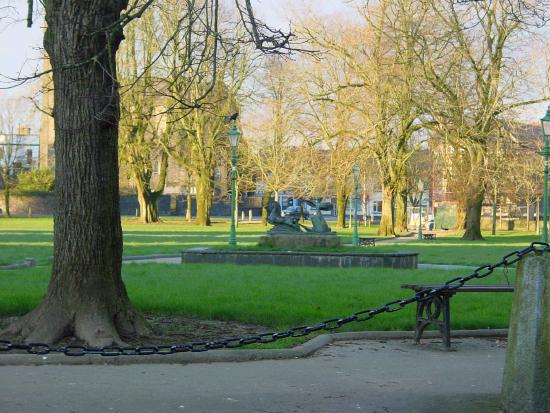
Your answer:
[539,105,550,243]
[417,179,424,240]
[228,122,241,247]
[352,163,360,246]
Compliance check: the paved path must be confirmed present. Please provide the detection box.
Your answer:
[0,338,506,413]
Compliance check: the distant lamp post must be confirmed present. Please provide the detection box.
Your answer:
[352,163,360,246]
[228,122,241,247]
[417,179,424,241]
[539,105,550,243]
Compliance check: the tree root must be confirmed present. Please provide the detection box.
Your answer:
[1,301,151,347]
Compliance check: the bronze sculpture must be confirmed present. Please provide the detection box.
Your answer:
[266,199,335,235]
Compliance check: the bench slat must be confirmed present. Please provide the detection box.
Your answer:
[401,284,514,292]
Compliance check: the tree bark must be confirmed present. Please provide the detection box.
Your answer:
[136,187,160,223]
[195,171,212,226]
[378,185,395,236]
[261,190,272,226]
[336,183,347,229]
[134,151,167,224]
[462,191,484,240]
[183,170,193,222]
[1,167,11,217]
[2,1,150,346]
[186,190,192,222]
[394,189,408,234]
[455,202,466,233]
[2,187,10,218]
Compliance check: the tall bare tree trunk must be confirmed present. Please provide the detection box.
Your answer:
[134,151,167,224]
[455,202,466,233]
[336,183,347,229]
[378,186,395,236]
[186,191,192,222]
[2,179,11,217]
[2,1,149,346]
[195,171,212,226]
[183,170,193,222]
[394,190,408,234]
[136,186,160,223]
[462,191,484,240]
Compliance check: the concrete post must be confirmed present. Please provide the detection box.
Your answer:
[501,255,550,413]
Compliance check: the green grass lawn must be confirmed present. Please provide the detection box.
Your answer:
[0,216,542,266]
[0,263,514,332]
[0,217,528,343]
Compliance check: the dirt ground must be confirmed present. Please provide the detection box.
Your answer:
[0,315,273,347]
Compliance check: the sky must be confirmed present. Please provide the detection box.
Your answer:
[0,0,353,79]
[0,0,547,121]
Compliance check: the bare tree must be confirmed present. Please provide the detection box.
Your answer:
[415,0,548,240]
[246,59,304,217]
[0,96,36,217]
[297,54,362,228]
[118,11,168,223]
[2,0,300,346]
[306,0,427,235]
[0,101,22,217]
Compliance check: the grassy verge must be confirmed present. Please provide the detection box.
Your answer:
[0,263,515,332]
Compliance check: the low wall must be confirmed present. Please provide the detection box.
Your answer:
[181,249,418,269]
[0,193,55,216]
[0,193,264,217]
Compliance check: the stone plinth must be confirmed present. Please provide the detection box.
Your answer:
[501,255,550,413]
[182,250,418,269]
[258,234,341,249]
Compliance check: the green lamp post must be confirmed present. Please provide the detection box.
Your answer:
[228,122,241,247]
[352,163,360,246]
[539,105,550,243]
[417,179,424,241]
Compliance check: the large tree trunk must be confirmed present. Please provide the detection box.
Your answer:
[2,1,150,346]
[134,151,167,224]
[336,183,347,229]
[261,190,272,226]
[136,186,160,223]
[378,185,395,236]
[186,190,192,222]
[184,170,193,222]
[455,201,466,233]
[394,190,408,234]
[462,191,484,240]
[195,171,212,226]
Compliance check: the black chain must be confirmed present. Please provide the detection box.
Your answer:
[1,242,548,357]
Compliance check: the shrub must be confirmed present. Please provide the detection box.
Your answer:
[15,168,55,192]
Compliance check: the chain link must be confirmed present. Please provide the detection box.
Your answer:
[1,242,548,357]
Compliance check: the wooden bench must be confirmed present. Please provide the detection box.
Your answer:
[422,233,436,240]
[401,284,514,349]
[359,237,376,247]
